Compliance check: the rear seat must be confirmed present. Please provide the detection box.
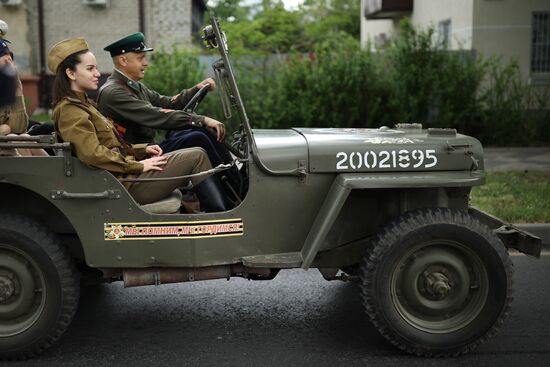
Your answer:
[140,190,182,214]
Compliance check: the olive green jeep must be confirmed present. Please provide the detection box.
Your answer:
[0,19,541,360]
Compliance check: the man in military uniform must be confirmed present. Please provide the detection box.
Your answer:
[97,32,231,169]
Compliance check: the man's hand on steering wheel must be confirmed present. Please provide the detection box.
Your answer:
[203,116,226,142]
[196,78,216,91]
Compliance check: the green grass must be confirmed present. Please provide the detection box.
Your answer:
[471,171,550,223]
[30,113,51,122]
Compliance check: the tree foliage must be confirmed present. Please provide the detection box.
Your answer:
[205,0,360,54]
[207,0,251,23]
[143,46,205,95]
[223,4,305,54]
[302,0,361,42]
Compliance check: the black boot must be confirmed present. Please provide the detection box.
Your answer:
[194,176,227,212]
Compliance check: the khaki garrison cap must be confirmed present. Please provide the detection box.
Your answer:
[47,38,89,73]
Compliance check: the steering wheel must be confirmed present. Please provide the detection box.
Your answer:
[183,84,210,113]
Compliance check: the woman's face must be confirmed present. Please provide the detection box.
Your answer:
[67,51,100,92]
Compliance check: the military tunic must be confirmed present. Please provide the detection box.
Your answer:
[53,91,147,174]
[0,95,28,135]
[53,91,212,205]
[97,69,205,144]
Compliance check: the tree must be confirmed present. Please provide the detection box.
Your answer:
[223,4,306,54]
[208,0,250,23]
[301,0,361,42]
[206,0,360,54]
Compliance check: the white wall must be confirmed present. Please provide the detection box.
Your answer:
[360,0,396,49]
[1,1,33,74]
[411,0,474,49]
[43,0,140,74]
[471,0,550,83]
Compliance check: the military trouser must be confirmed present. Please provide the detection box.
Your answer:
[127,147,211,205]
[161,128,232,167]
[161,128,242,204]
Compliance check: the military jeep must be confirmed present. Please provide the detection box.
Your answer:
[0,19,541,360]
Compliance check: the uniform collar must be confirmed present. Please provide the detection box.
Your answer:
[65,91,90,104]
[112,68,142,92]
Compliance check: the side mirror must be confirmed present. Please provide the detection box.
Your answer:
[203,25,218,49]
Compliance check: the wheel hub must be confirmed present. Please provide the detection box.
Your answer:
[0,274,15,302]
[0,245,47,337]
[390,240,490,333]
[423,271,452,300]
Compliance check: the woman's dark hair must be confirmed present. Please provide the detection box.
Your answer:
[52,50,88,106]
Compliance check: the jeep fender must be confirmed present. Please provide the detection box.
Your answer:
[300,171,485,269]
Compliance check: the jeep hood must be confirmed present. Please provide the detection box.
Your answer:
[253,127,484,173]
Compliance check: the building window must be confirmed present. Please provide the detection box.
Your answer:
[438,19,451,49]
[531,12,550,74]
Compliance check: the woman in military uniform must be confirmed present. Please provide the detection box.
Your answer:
[48,38,226,212]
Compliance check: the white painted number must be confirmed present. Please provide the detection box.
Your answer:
[425,149,437,168]
[379,151,390,168]
[336,152,348,170]
[335,149,438,170]
[398,149,410,168]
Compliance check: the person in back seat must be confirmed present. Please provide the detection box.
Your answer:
[0,36,48,157]
[48,37,227,212]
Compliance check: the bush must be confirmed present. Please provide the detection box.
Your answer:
[385,20,486,131]
[142,46,232,129]
[141,23,550,146]
[143,46,205,96]
[237,34,393,129]
[478,58,550,145]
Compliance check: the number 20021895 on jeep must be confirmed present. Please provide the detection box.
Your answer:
[0,18,542,360]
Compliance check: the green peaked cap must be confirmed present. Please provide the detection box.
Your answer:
[104,32,153,57]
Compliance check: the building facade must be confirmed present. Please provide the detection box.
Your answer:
[1,0,206,112]
[361,0,550,86]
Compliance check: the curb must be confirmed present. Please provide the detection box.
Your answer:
[515,223,550,247]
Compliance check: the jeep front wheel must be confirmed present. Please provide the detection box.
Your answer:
[360,208,513,357]
[0,213,79,360]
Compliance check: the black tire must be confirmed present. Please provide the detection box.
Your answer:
[360,208,513,357]
[0,213,80,360]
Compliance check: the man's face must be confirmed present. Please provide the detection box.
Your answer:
[120,51,148,81]
[0,53,14,68]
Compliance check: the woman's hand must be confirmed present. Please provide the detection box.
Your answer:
[146,144,163,157]
[203,117,226,142]
[140,155,167,172]
[0,124,11,136]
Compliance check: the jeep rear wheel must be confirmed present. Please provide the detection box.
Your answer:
[360,208,513,357]
[0,213,79,360]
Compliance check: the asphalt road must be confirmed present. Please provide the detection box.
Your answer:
[7,252,550,367]
[483,147,550,172]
